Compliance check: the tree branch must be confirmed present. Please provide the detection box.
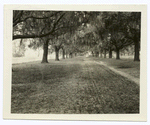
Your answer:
[13,11,61,27]
[13,13,65,40]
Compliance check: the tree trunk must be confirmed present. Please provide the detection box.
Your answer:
[109,50,112,58]
[104,49,106,58]
[62,48,65,59]
[92,51,94,57]
[134,41,140,61]
[75,53,77,57]
[69,53,72,58]
[55,46,60,61]
[96,52,99,57]
[41,40,49,63]
[116,49,120,59]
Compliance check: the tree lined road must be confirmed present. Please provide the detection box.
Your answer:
[11,57,139,113]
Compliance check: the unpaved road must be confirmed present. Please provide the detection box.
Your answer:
[11,56,139,114]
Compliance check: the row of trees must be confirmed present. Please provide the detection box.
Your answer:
[76,12,141,61]
[13,11,141,62]
[13,11,97,62]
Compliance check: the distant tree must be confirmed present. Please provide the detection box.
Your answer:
[110,32,133,59]
[103,12,134,59]
[90,12,112,58]
[52,36,65,61]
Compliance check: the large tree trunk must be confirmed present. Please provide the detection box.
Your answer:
[109,49,112,58]
[134,41,140,61]
[41,40,49,63]
[104,49,106,58]
[62,48,65,59]
[116,49,120,59]
[55,46,60,61]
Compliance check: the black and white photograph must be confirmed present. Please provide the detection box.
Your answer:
[3,4,147,121]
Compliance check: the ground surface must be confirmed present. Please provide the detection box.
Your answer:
[91,57,140,78]
[11,56,139,114]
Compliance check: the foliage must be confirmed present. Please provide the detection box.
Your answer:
[12,39,26,57]
[13,11,141,60]
[28,38,43,50]
[13,11,65,40]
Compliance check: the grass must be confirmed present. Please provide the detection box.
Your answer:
[11,57,139,114]
[90,57,140,78]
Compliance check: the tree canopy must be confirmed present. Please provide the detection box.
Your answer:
[13,11,141,61]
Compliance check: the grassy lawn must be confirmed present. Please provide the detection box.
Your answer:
[90,57,140,78]
[11,57,139,114]
[12,58,85,113]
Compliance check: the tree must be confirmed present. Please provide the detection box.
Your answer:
[90,12,110,58]
[13,11,65,40]
[41,37,51,63]
[110,32,132,59]
[52,36,64,61]
[125,12,141,61]
[13,11,66,63]
[103,12,135,59]
[13,11,99,63]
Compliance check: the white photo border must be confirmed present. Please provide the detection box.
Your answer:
[3,4,147,121]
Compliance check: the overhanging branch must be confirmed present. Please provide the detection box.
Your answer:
[13,11,61,27]
[13,13,65,40]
